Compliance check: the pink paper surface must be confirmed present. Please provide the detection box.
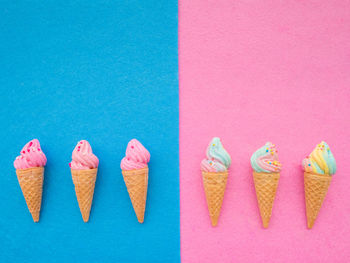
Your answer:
[179,1,350,262]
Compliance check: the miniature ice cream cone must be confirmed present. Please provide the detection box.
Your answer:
[121,139,150,223]
[251,142,282,228]
[14,139,47,222]
[69,140,99,222]
[200,137,231,227]
[302,142,336,229]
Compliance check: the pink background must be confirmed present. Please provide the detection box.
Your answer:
[179,1,350,262]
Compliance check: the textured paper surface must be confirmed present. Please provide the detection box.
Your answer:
[0,1,179,262]
[179,1,350,262]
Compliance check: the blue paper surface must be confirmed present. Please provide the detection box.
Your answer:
[0,1,178,262]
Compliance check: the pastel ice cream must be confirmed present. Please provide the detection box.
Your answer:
[69,140,99,222]
[14,139,47,169]
[120,139,150,171]
[303,141,336,229]
[200,137,231,172]
[201,137,231,227]
[302,141,336,175]
[69,140,99,170]
[250,142,281,228]
[250,142,281,173]
[121,139,150,223]
[14,139,46,222]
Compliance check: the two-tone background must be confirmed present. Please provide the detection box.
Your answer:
[1,1,350,262]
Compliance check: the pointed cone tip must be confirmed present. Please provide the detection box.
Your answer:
[262,218,270,228]
[136,215,144,223]
[210,217,218,227]
[31,212,40,222]
[307,221,314,229]
[82,215,90,223]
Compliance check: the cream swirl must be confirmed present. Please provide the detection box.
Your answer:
[120,139,150,170]
[302,141,336,175]
[201,137,231,172]
[14,139,47,169]
[250,142,281,173]
[69,140,99,170]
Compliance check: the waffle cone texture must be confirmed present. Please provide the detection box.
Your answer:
[253,171,280,228]
[122,167,148,223]
[304,172,332,229]
[202,170,228,227]
[16,167,44,222]
[71,168,97,222]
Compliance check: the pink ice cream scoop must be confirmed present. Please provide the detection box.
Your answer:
[120,139,150,170]
[14,139,47,169]
[69,140,99,170]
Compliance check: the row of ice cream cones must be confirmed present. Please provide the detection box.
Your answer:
[14,139,150,223]
[13,137,336,229]
[201,139,336,229]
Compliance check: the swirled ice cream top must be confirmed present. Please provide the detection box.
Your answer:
[120,139,150,171]
[69,140,99,170]
[302,141,336,175]
[250,142,281,173]
[14,139,47,169]
[201,137,231,172]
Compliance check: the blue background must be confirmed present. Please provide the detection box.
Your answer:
[0,1,178,262]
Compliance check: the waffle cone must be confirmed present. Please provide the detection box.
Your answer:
[16,167,44,222]
[304,172,332,229]
[253,171,280,228]
[201,170,228,226]
[71,168,97,222]
[122,167,149,223]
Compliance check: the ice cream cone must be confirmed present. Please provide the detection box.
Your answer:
[253,171,280,228]
[202,170,228,226]
[122,167,148,223]
[16,167,44,222]
[304,172,332,229]
[71,168,97,222]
